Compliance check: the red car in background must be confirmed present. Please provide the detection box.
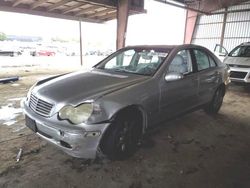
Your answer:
[30,49,56,56]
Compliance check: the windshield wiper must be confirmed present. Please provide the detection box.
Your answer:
[112,68,151,76]
[112,68,128,73]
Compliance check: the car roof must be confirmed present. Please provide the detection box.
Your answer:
[240,42,250,46]
[125,44,207,50]
[126,45,178,49]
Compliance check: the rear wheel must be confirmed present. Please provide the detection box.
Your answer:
[100,111,142,160]
[204,87,224,115]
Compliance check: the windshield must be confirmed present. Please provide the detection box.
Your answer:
[95,48,170,76]
[229,45,250,57]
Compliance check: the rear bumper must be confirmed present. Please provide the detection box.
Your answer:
[22,99,110,159]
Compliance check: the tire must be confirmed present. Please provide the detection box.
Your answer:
[100,112,142,160]
[204,87,224,115]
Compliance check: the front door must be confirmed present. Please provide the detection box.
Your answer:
[214,44,228,62]
[159,49,199,120]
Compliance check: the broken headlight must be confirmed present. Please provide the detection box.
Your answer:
[58,103,93,124]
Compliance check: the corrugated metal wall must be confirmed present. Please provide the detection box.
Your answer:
[192,1,250,52]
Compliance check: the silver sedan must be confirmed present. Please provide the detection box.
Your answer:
[22,44,230,160]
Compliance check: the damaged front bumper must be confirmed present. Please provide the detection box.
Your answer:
[22,99,110,159]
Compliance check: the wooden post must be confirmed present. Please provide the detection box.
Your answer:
[116,0,130,50]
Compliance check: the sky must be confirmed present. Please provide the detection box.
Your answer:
[0,0,186,49]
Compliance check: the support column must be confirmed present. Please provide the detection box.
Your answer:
[184,10,198,44]
[79,20,83,66]
[220,8,227,50]
[116,0,130,50]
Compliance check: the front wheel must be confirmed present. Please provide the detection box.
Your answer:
[100,113,142,160]
[204,87,224,115]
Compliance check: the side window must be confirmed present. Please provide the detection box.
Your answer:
[209,55,217,67]
[168,50,193,74]
[193,50,210,71]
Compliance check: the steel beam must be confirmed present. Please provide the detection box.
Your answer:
[87,8,115,18]
[155,0,250,14]
[116,0,130,49]
[79,21,83,66]
[154,0,209,14]
[211,8,250,15]
[101,11,116,20]
[184,10,198,44]
[75,5,100,16]
[220,8,227,48]
[12,0,26,7]
[0,4,103,23]
[62,2,87,14]
[193,0,249,13]
[47,0,72,11]
[30,0,48,9]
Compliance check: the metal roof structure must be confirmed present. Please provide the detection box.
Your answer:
[155,0,250,14]
[0,0,249,24]
[0,0,145,23]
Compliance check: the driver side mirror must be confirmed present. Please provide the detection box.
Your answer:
[164,72,184,82]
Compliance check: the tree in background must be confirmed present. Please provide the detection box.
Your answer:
[0,32,7,41]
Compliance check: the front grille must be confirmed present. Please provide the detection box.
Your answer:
[29,94,53,117]
[230,71,247,79]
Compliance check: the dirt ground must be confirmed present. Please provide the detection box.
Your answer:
[0,67,250,188]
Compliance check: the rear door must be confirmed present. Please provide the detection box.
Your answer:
[192,49,220,105]
[159,49,199,119]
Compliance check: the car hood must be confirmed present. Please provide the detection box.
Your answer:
[224,56,250,66]
[32,69,149,105]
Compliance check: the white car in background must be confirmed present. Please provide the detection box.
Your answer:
[214,43,250,84]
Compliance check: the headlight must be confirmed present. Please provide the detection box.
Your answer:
[58,103,93,124]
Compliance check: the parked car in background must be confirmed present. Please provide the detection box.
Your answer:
[215,43,250,84]
[19,46,36,56]
[0,50,22,57]
[30,47,56,56]
[0,46,22,57]
[22,44,230,160]
[37,50,55,56]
